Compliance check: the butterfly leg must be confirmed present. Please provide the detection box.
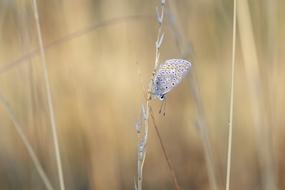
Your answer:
[162,97,167,116]
[159,101,164,114]
[158,97,167,116]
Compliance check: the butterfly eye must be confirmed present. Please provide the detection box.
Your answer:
[172,82,175,86]
[159,95,165,100]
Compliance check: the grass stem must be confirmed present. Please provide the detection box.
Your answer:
[150,107,181,190]
[225,0,237,189]
[31,1,65,190]
[0,93,54,190]
[237,0,277,189]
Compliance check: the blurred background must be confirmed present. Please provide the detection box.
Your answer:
[0,0,284,189]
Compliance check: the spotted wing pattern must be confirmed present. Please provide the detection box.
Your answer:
[152,59,191,99]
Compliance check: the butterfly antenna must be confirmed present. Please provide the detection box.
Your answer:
[159,100,164,114]
[162,98,167,116]
[158,98,167,116]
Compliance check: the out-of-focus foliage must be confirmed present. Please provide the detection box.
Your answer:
[0,0,284,189]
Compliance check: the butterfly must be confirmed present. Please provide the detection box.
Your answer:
[152,59,191,101]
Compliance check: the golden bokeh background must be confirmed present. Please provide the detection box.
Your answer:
[0,0,284,189]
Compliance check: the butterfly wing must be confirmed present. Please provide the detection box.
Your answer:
[153,59,191,98]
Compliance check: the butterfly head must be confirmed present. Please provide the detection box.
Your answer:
[159,94,165,101]
[150,87,166,101]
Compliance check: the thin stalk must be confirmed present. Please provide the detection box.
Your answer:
[31,1,65,190]
[0,93,54,190]
[225,0,237,189]
[149,107,181,190]
[137,112,149,190]
[166,3,218,190]
[237,0,277,189]
[190,74,218,190]
[0,15,149,75]
[137,1,166,189]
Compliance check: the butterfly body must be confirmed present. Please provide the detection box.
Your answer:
[152,59,191,100]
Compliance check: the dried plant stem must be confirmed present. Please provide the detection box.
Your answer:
[136,1,166,189]
[149,107,181,190]
[0,15,149,75]
[0,93,54,190]
[137,109,149,190]
[225,0,237,189]
[31,1,65,190]
[190,74,218,190]
[237,0,277,190]
[166,3,218,190]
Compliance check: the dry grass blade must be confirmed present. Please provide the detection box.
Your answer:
[225,0,237,189]
[31,0,65,190]
[166,2,218,190]
[0,15,149,75]
[189,73,218,190]
[135,1,167,189]
[0,92,54,190]
[149,107,181,190]
[237,0,277,189]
